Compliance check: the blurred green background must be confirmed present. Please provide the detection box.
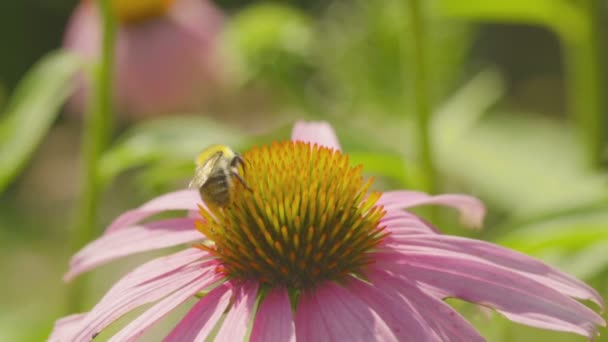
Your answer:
[0,0,607,341]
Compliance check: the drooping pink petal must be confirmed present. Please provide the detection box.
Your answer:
[48,313,87,342]
[65,218,202,282]
[295,282,396,341]
[291,121,342,151]
[164,284,232,342]
[377,250,605,339]
[251,287,295,342]
[108,272,214,342]
[377,191,485,228]
[363,269,485,342]
[68,249,216,341]
[97,248,208,297]
[387,234,605,309]
[381,210,438,235]
[342,277,436,341]
[106,189,201,233]
[215,282,259,341]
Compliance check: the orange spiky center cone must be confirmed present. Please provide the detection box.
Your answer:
[110,0,174,23]
[195,141,388,289]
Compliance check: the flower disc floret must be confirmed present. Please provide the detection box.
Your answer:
[195,141,388,289]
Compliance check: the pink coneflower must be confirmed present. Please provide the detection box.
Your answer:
[64,0,224,118]
[50,121,605,341]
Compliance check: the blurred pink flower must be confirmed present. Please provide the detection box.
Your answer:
[64,0,224,118]
[50,122,605,341]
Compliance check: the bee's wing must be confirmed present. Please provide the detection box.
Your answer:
[188,152,222,189]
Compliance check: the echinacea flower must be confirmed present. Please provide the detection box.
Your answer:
[50,121,605,341]
[64,0,224,118]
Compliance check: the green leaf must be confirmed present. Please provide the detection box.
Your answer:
[0,50,81,193]
[349,151,410,187]
[498,210,608,279]
[136,161,194,192]
[437,113,608,217]
[99,116,249,185]
[433,70,608,217]
[319,0,471,117]
[434,0,587,40]
[434,69,504,141]
[221,3,314,87]
[0,310,53,342]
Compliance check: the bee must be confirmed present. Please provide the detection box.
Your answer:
[189,145,250,209]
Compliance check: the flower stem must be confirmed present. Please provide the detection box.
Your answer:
[67,0,116,313]
[563,0,606,168]
[406,0,436,193]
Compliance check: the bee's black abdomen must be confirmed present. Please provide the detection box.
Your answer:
[201,171,231,207]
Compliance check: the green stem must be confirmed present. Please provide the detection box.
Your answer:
[406,0,436,193]
[68,0,116,313]
[563,0,605,168]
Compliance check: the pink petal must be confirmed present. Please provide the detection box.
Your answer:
[165,284,232,342]
[106,189,201,233]
[388,234,605,309]
[295,282,396,341]
[251,287,295,342]
[377,191,485,228]
[378,251,605,339]
[363,269,485,342]
[291,121,341,151]
[108,272,213,342]
[381,210,438,235]
[342,278,435,341]
[68,249,215,341]
[65,218,202,282]
[215,282,260,342]
[104,248,209,294]
[48,313,87,342]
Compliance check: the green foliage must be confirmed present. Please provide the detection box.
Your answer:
[99,115,415,192]
[99,116,247,185]
[435,0,587,40]
[438,112,608,217]
[2,1,608,341]
[499,209,608,279]
[349,151,410,187]
[0,50,80,193]
[433,70,608,218]
[221,3,315,89]
[435,0,605,169]
[318,0,471,117]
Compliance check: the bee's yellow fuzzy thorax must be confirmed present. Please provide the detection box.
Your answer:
[110,0,174,24]
[195,141,387,289]
[195,145,236,166]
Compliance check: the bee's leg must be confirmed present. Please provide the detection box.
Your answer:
[231,154,246,170]
[231,171,252,192]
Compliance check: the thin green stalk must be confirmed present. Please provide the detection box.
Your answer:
[406,0,436,194]
[68,0,116,313]
[563,0,605,168]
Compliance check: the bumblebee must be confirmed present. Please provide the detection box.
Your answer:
[189,145,249,209]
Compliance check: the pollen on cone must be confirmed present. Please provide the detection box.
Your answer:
[196,141,387,289]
